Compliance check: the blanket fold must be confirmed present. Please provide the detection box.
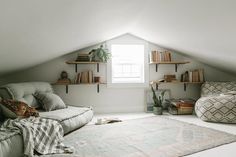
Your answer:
[0,117,73,157]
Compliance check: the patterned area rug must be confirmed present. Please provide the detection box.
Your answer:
[57,117,236,157]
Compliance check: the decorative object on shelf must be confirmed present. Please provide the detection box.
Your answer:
[164,74,176,82]
[166,98,195,115]
[89,45,111,62]
[151,86,166,115]
[56,71,71,84]
[76,54,92,62]
[94,76,101,83]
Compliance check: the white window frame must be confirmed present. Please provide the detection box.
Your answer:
[106,36,149,88]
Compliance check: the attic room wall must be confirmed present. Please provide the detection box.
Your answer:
[1,35,236,113]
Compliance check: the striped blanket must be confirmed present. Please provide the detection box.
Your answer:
[0,117,73,157]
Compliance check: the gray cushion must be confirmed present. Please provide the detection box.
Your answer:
[0,105,18,119]
[0,82,53,108]
[39,106,93,134]
[34,92,67,111]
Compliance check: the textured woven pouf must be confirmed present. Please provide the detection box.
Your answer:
[195,95,236,123]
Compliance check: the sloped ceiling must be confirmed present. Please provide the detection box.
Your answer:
[0,0,236,76]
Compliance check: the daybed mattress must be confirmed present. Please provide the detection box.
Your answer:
[0,130,23,157]
[0,106,93,157]
[39,106,93,134]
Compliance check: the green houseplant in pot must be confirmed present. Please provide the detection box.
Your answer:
[89,45,111,62]
[151,86,165,115]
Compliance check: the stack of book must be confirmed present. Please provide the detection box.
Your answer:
[76,54,92,62]
[56,79,71,84]
[164,74,176,82]
[150,51,172,62]
[167,99,195,115]
[74,71,94,84]
[181,69,204,82]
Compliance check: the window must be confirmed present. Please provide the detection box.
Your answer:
[111,44,145,83]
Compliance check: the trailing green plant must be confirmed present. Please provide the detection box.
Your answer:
[89,45,111,62]
[151,86,165,108]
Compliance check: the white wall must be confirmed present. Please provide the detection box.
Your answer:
[1,34,236,113]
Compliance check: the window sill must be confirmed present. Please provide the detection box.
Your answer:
[107,83,149,88]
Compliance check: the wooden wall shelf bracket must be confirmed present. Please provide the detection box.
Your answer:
[97,63,99,72]
[184,83,187,91]
[156,64,159,72]
[75,64,78,73]
[175,64,178,72]
[97,84,100,93]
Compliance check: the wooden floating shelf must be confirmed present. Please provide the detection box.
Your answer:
[149,61,190,64]
[150,81,204,91]
[52,83,107,94]
[52,83,106,85]
[66,61,106,64]
[149,61,190,72]
[66,61,106,72]
[150,81,203,85]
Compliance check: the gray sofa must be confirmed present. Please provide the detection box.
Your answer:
[195,82,236,123]
[0,82,93,157]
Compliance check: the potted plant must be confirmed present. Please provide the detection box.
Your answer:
[151,86,165,115]
[89,45,111,62]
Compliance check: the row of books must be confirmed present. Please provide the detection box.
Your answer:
[150,51,172,62]
[181,69,204,82]
[166,99,195,115]
[74,71,94,84]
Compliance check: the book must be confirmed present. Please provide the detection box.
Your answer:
[164,75,176,82]
[177,106,194,115]
[198,69,204,82]
[164,51,172,62]
[189,71,193,82]
[166,98,195,108]
[76,54,92,62]
[168,51,172,61]
[167,98,195,106]
[88,71,93,83]
[157,51,161,62]
[81,71,89,83]
[95,118,122,125]
[194,70,200,82]
[77,73,81,83]
[168,105,194,115]
[74,73,78,84]
[151,51,156,62]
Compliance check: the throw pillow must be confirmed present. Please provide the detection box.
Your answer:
[34,92,66,111]
[0,99,39,119]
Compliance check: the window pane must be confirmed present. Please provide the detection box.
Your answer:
[111,44,145,83]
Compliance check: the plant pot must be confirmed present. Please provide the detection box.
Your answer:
[153,106,163,115]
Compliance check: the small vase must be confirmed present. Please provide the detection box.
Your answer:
[153,106,163,115]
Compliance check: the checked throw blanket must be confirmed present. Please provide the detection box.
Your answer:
[0,117,73,157]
